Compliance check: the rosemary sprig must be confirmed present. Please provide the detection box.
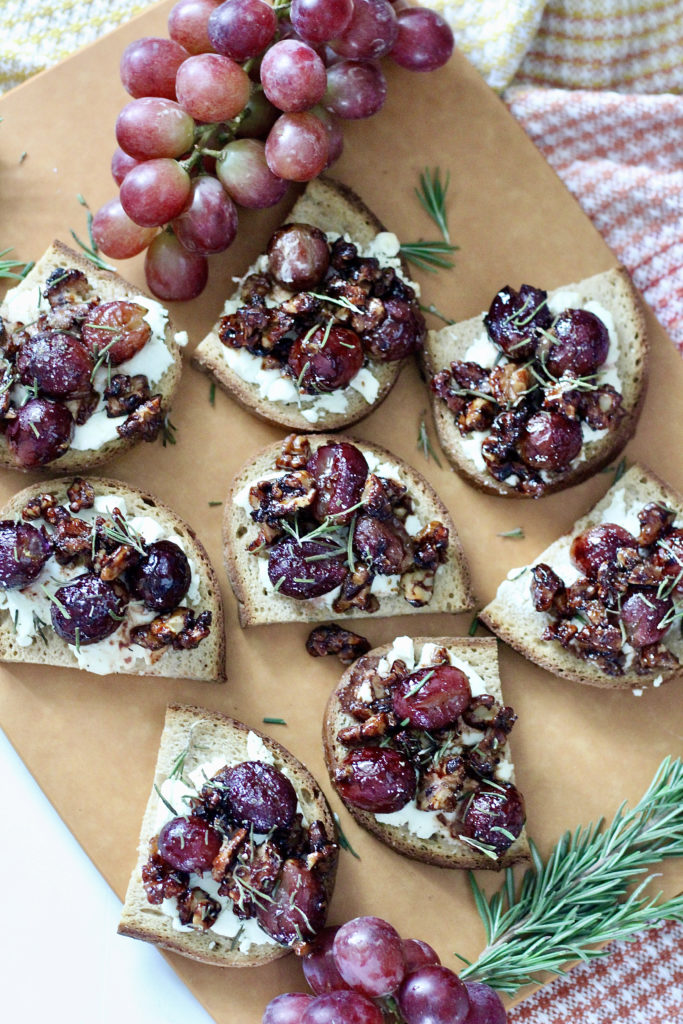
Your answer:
[459,757,683,993]
[399,240,457,273]
[417,415,443,468]
[333,811,361,860]
[262,717,287,726]
[168,720,205,781]
[497,528,524,540]
[0,247,31,280]
[415,167,451,243]
[71,195,114,272]
[420,302,456,325]
[161,414,178,447]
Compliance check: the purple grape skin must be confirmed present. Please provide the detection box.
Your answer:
[262,993,316,1024]
[128,539,191,613]
[256,859,329,945]
[620,591,673,647]
[16,331,94,399]
[50,573,128,645]
[157,815,222,872]
[332,916,406,998]
[546,308,610,378]
[266,223,330,290]
[397,965,470,1024]
[460,783,525,854]
[0,521,51,589]
[462,982,508,1024]
[301,990,385,1024]
[6,398,74,469]
[518,411,583,471]
[302,926,351,994]
[403,938,441,973]
[335,746,416,813]
[267,539,347,599]
[570,523,637,578]
[391,665,472,730]
[215,760,297,831]
[484,284,551,360]
[390,8,454,72]
[307,442,368,524]
[207,0,277,62]
[172,175,238,255]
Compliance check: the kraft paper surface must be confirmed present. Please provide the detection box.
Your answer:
[0,4,681,1020]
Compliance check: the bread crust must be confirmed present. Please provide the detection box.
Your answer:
[322,636,530,869]
[223,434,474,627]
[118,703,338,967]
[480,464,683,690]
[0,240,183,472]
[192,176,410,432]
[0,477,226,682]
[422,266,648,498]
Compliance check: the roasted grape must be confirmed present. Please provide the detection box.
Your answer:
[307,441,368,524]
[303,926,351,995]
[570,523,637,578]
[361,298,426,361]
[353,515,413,575]
[267,223,330,290]
[256,859,328,944]
[16,331,94,399]
[82,300,152,366]
[267,538,347,598]
[6,398,74,469]
[158,815,222,872]
[460,782,525,854]
[518,411,583,471]
[484,284,551,360]
[335,746,416,813]
[546,308,610,378]
[128,540,191,612]
[391,665,472,730]
[333,916,406,998]
[49,572,128,645]
[0,521,51,589]
[288,324,364,392]
[397,965,470,1024]
[216,760,297,831]
[620,591,673,647]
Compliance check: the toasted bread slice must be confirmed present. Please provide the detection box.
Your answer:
[0,477,225,681]
[480,465,683,690]
[323,636,530,869]
[192,176,415,431]
[0,240,183,472]
[119,703,339,966]
[422,267,647,498]
[224,434,474,627]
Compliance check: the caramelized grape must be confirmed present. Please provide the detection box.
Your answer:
[620,591,673,647]
[462,982,508,1024]
[392,665,471,730]
[216,761,297,831]
[303,926,351,995]
[50,572,128,645]
[288,325,363,393]
[397,966,470,1024]
[81,301,151,366]
[546,309,610,378]
[518,411,582,471]
[335,746,416,813]
[128,540,191,612]
[570,523,637,578]
[267,223,330,290]
[267,539,347,598]
[6,398,74,469]
[158,815,222,872]
[484,284,551,360]
[16,331,94,399]
[460,782,525,855]
[361,298,426,361]
[256,859,328,944]
[0,521,51,588]
[403,938,441,973]
[307,442,368,524]
[301,991,384,1024]
[353,516,413,575]
[333,916,406,997]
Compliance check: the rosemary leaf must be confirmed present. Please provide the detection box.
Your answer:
[262,717,287,726]
[415,167,451,243]
[0,247,31,280]
[417,415,443,468]
[333,811,361,860]
[399,240,458,273]
[497,528,524,540]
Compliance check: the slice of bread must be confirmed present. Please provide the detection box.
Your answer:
[223,434,474,627]
[192,176,414,431]
[422,267,647,498]
[0,476,225,682]
[0,240,183,472]
[480,465,683,690]
[323,636,530,869]
[119,703,339,967]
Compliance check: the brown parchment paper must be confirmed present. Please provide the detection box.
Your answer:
[0,4,681,1020]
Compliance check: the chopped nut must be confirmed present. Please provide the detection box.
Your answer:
[275,433,312,470]
[306,623,371,664]
[67,477,95,513]
[117,394,164,442]
[249,470,316,524]
[104,373,151,417]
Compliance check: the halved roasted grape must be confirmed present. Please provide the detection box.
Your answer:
[403,938,441,973]
[50,572,128,645]
[288,325,364,393]
[546,308,610,378]
[16,331,94,399]
[256,858,328,944]
[302,926,351,995]
[484,284,551,360]
[307,442,368,524]
[460,782,525,855]
[6,398,74,469]
[128,540,191,612]
[263,993,316,1024]
[518,411,583,471]
[361,298,426,361]
[158,815,222,872]
[335,746,416,813]
[301,991,384,1024]
[392,665,472,730]
[353,516,413,575]
[215,760,297,831]
[462,982,508,1024]
[397,965,470,1024]
[267,223,330,290]
[82,300,151,366]
[333,915,406,997]
[267,538,347,599]
[570,523,637,578]
[620,591,673,647]
[0,521,51,589]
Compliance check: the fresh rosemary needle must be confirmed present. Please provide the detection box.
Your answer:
[415,167,451,243]
[399,240,457,273]
[0,247,31,280]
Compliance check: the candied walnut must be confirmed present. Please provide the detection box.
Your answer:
[0,359,13,418]
[141,838,189,904]
[104,373,151,417]
[430,369,466,416]
[627,560,666,588]
[279,291,322,318]
[247,523,283,553]
[43,300,98,332]
[635,643,678,674]
[360,473,408,520]
[45,505,93,564]
[463,727,508,780]
[418,755,466,812]
[488,363,532,407]
[462,696,517,734]
[338,656,383,719]
[542,618,579,648]
[97,543,140,581]
[402,567,435,607]
[306,623,371,664]
[212,828,249,886]
[565,578,600,612]
[542,381,582,419]
[337,712,395,744]
[72,388,100,427]
[67,477,94,513]
[240,272,272,301]
[413,520,449,571]
[579,385,624,431]
[638,503,675,547]
[249,470,316,524]
[332,564,379,614]
[131,608,212,651]
[450,360,490,392]
[530,563,567,614]
[573,622,623,654]
[177,887,221,930]
[225,841,283,916]
[21,491,56,520]
[459,396,496,433]
[594,562,630,606]
[219,302,268,350]
[44,267,90,306]
[275,434,312,471]
[117,394,163,442]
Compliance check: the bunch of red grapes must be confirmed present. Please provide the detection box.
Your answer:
[263,916,508,1024]
[92,0,454,302]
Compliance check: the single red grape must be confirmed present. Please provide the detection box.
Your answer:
[144,231,209,300]
[265,112,329,182]
[158,815,222,872]
[390,9,454,72]
[332,916,406,998]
